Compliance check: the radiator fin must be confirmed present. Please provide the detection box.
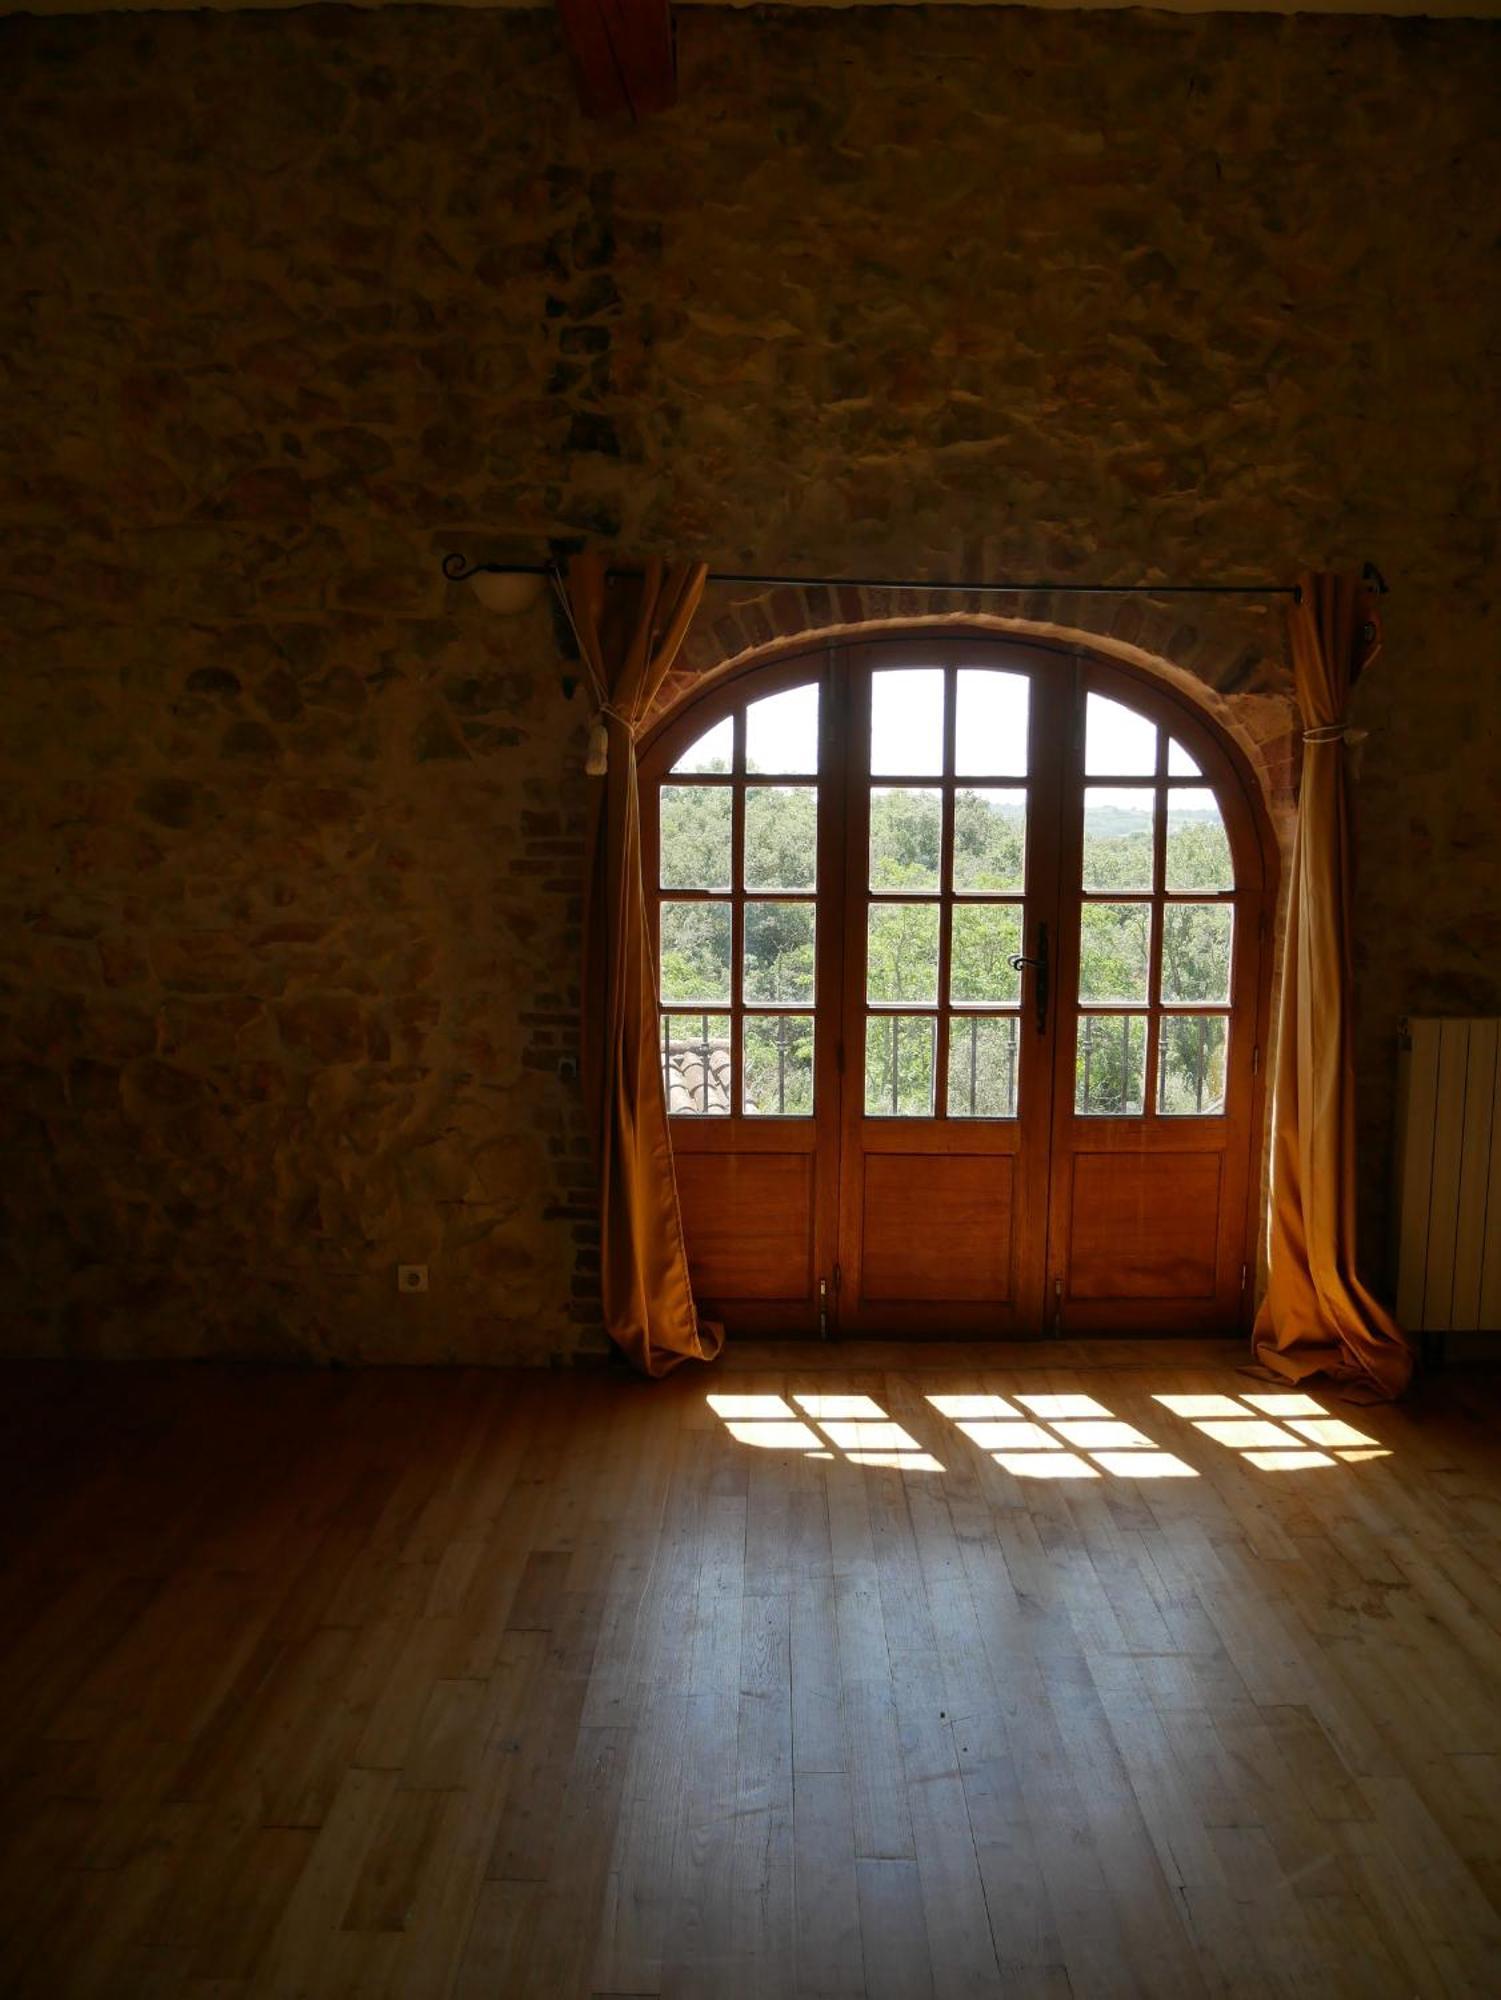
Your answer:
[1395,1018,1501,1333]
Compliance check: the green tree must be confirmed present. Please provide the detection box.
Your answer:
[658,777,1234,1120]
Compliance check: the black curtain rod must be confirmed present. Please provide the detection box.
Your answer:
[441,556,1390,605]
[442,553,1306,601]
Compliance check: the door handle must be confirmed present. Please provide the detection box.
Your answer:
[1008,922,1049,1036]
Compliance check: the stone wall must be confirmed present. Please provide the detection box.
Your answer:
[2,6,1497,1361]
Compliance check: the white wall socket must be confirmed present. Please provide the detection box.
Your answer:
[397,1264,429,1294]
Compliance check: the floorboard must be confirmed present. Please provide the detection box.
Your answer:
[1,1347,1500,1996]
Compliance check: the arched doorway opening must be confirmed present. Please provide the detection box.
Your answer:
[641,631,1278,1338]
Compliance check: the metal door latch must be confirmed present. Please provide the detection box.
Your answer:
[1008,921,1050,1036]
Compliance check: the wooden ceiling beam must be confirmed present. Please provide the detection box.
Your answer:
[555,0,678,121]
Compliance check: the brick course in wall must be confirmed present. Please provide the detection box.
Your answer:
[1,6,1497,1361]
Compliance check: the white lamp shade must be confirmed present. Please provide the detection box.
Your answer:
[468,568,546,615]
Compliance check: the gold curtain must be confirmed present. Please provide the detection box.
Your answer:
[567,554,724,1377]
[1252,571,1413,1400]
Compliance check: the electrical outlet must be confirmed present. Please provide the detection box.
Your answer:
[397,1264,429,1294]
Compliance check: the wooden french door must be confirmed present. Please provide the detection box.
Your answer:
[643,634,1270,1340]
[833,643,1063,1333]
[1043,669,1268,1334]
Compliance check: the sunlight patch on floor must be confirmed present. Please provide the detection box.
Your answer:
[1151,1391,1391,1471]
[942,1420,1065,1451]
[1014,1394,1113,1419]
[706,1385,1391,1478]
[930,1393,1198,1478]
[1243,1449,1338,1470]
[928,1393,1025,1420]
[995,1451,1099,1479]
[709,1390,944,1469]
[792,1393,887,1420]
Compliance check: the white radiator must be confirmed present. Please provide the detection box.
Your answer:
[1394,1018,1501,1332]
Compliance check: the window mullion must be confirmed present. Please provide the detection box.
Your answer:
[1143,740,1167,1115]
[934,665,957,1118]
[731,712,746,1118]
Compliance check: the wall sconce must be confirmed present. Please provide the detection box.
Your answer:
[443,554,582,701]
[442,555,548,615]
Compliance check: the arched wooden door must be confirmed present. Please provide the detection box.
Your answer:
[642,634,1272,1340]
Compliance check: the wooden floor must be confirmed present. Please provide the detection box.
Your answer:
[2,1345,1501,1997]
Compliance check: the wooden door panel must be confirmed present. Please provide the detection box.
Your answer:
[861,1155,1015,1302]
[677,1153,814,1302]
[1066,1152,1221,1300]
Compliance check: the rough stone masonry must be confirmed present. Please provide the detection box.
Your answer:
[1,7,1497,1361]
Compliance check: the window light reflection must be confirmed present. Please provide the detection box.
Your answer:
[1015,1394,1111,1419]
[815,1421,925,1453]
[793,1393,887,1420]
[708,1385,1394,1480]
[708,1394,798,1421]
[1285,1418,1380,1449]
[724,1420,823,1450]
[1240,1393,1326,1417]
[708,1391,947,1471]
[1152,1394,1246,1419]
[1050,1419,1159,1452]
[926,1393,1024,1420]
[948,1421,1065,1451]
[1191,1419,1303,1450]
[995,1451,1099,1480]
[1090,1451,1199,1479]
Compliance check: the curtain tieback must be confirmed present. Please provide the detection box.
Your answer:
[586,703,635,777]
[1302,724,1368,746]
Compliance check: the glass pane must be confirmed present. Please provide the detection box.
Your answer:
[953,789,1026,892]
[955,670,1029,776]
[870,787,941,891]
[871,669,944,776]
[662,1013,732,1116]
[1078,903,1151,1003]
[659,785,732,890]
[950,904,1023,1004]
[1082,787,1154,892]
[1075,1014,1147,1115]
[744,901,816,1003]
[746,684,819,774]
[1158,1015,1229,1115]
[1085,692,1157,776]
[867,902,940,1005]
[1165,788,1233,890]
[1161,904,1233,1003]
[671,714,733,774]
[865,1014,936,1116]
[1167,735,1201,776]
[947,1014,1019,1118]
[744,1014,814,1116]
[745,785,817,890]
[660,902,731,1004]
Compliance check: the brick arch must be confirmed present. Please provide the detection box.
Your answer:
[654,581,1299,847]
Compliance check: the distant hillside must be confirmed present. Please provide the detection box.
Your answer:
[1087,806,1218,840]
